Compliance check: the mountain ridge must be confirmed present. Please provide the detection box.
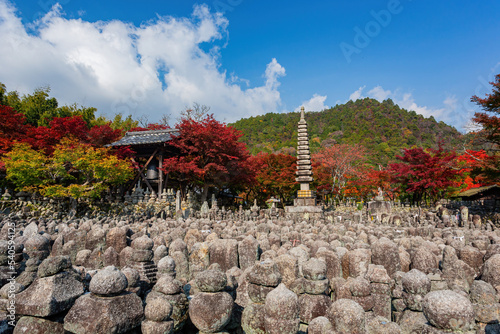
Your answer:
[230,98,464,165]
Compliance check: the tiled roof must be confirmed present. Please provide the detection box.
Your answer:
[455,184,499,198]
[108,129,179,146]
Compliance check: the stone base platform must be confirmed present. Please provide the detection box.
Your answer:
[285,205,323,219]
[294,198,316,206]
[367,200,392,215]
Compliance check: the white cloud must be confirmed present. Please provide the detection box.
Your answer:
[349,86,365,101]
[0,1,285,122]
[396,93,440,119]
[367,85,391,101]
[347,85,462,128]
[349,85,391,103]
[443,95,457,110]
[295,94,328,112]
[264,58,285,89]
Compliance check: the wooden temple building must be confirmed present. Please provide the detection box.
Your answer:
[454,184,500,203]
[109,129,180,195]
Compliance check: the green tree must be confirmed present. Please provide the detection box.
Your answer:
[4,91,22,112]
[53,104,97,128]
[0,83,99,128]
[18,86,59,126]
[0,83,6,105]
[102,113,140,132]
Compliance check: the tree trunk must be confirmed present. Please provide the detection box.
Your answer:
[69,198,78,217]
[201,184,210,203]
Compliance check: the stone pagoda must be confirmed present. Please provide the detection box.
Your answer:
[295,106,314,206]
[286,107,322,216]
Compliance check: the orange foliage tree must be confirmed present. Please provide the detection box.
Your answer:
[244,152,297,207]
[345,167,398,201]
[455,150,492,190]
[312,143,367,203]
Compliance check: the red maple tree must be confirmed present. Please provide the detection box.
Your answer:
[24,116,124,154]
[471,73,500,150]
[162,114,253,202]
[0,105,30,154]
[470,74,500,180]
[26,116,90,154]
[389,147,462,205]
[87,124,123,147]
[0,105,32,171]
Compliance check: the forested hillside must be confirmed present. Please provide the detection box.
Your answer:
[231,98,465,165]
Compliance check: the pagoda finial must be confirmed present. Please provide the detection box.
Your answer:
[300,106,305,119]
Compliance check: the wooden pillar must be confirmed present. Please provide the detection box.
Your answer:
[126,148,159,194]
[158,151,164,195]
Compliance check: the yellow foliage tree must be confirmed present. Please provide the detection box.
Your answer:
[3,138,133,199]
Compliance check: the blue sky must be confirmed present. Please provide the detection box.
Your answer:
[1,0,499,131]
